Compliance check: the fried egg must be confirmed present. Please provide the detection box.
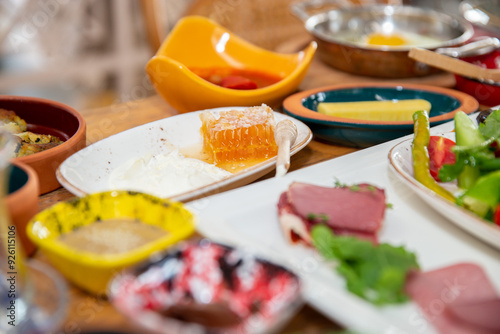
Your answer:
[363,31,443,48]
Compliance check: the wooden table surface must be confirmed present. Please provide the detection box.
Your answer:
[32,49,458,333]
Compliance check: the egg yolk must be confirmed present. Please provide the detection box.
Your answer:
[366,33,406,46]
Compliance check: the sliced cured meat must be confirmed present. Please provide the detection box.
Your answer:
[447,299,500,332]
[405,262,500,334]
[277,182,385,245]
[277,192,312,245]
[287,182,386,233]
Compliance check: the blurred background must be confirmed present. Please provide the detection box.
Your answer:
[0,0,477,111]
[0,0,195,110]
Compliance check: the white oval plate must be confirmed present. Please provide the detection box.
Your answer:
[388,132,500,250]
[56,107,312,202]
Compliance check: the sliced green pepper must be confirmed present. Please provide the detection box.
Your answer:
[458,170,500,220]
[412,110,455,202]
[454,111,485,189]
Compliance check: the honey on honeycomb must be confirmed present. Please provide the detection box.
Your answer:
[200,105,278,166]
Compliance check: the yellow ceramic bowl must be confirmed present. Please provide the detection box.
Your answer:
[146,16,317,113]
[26,191,195,295]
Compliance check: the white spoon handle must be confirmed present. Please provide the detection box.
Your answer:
[275,119,298,177]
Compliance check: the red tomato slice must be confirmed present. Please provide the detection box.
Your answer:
[428,136,456,182]
[492,141,500,158]
[220,76,258,90]
[495,205,500,226]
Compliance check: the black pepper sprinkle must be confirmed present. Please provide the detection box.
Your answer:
[127,191,141,196]
[68,199,80,207]
[56,220,63,234]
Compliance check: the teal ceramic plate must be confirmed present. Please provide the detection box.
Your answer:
[283,83,478,147]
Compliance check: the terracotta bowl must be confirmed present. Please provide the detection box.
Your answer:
[0,96,87,194]
[6,160,39,256]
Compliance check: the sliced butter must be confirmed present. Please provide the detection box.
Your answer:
[317,99,431,121]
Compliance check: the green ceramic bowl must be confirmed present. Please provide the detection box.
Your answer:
[283,83,479,147]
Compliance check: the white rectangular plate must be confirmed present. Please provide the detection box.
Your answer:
[56,107,312,202]
[188,118,500,334]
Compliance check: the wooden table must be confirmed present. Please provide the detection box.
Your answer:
[35,93,361,333]
[33,48,458,332]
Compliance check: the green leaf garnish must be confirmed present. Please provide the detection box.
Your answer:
[311,225,419,305]
[307,213,330,223]
[349,184,360,191]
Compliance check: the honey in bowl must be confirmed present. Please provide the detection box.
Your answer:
[58,218,168,255]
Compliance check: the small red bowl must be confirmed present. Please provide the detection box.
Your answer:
[455,49,500,106]
[0,96,86,194]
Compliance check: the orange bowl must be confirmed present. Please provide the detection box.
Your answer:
[146,16,316,113]
[0,96,86,194]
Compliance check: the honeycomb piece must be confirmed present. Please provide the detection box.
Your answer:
[200,105,278,165]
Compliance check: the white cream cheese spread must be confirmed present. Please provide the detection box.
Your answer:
[109,150,232,198]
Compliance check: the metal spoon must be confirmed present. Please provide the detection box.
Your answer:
[435,36,500,58]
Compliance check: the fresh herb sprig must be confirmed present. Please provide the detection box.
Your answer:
[311,225,419,305]
[307,213,330,223]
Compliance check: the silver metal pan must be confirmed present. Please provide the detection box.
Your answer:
[291,1,474,78]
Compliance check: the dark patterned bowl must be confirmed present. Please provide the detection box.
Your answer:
[108,239,303,334]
